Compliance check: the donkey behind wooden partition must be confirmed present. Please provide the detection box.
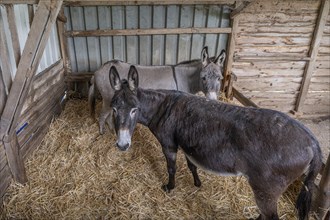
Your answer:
[88,46,226,134]
[109,65,322,220]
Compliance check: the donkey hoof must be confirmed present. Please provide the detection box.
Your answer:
[161,185,172,193]
[194,181,201,187]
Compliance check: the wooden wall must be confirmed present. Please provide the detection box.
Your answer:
[230,0,329,116]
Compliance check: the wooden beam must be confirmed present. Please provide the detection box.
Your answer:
[56,8,71,73]
[223,12,239,95]
[234,56,312,62]
[3,133,27,183]
[65,27,232,37]
[294,0,329,113]
[0,0,241,6]
[315,154,330,219]
[233,87,258,108]
[27,4,34,27]
[5,4,21,67]
[0,0,63,184]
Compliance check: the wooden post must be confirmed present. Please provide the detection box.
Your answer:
[294,0,329,113]
[223,0,255,98]
[315,154,330,219]
[0,0,63,184]
[56,7,71,73]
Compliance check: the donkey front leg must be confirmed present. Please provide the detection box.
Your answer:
[162,147,178,193]
[185,156,201,187]
[99,107,111,135]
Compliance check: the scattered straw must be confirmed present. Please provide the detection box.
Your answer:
[1,99,316,219]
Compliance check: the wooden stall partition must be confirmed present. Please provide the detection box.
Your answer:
[0,0,64,205]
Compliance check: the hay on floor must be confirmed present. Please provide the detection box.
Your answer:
[1,99,316,219]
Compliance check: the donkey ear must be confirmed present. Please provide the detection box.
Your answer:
[201,46,210,67]
[215,49,226,67]
[128,65,139,91]
[109,66,122,91]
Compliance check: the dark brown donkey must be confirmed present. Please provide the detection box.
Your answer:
[109,65,322,220]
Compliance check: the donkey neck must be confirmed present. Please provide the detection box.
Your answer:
[136,88,169,126]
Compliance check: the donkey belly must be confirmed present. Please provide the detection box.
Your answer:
[181,147,243,177]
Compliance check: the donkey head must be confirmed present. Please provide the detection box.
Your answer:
[109,65,139,151]
[200,47,226,100]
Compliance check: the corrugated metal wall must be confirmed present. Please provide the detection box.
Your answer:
[0,4,61,77]
[64,5,230,73]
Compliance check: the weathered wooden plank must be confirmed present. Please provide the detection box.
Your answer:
[302,92,330,115]
[5,4,21,66]
[313,68,330,77]
[244,0,320,12]
[295,0,330,112]
[66,27,232,37]
[235,45,310,57]
[234,56,311,62]
[236,36,311,46]
[234,77,302,93]
[21,87,65,159]
[232,68,304,78]
[18,83,65,153]
[233,60,307,70]
[0,0,239,5]
[32,60,63,90]
[309,77,330,91]
[20,69,65,120]
[0,0,63,184]
[239,12,317,23]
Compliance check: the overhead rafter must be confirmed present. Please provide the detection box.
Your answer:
[0,0,63,184]
[294,0,329,113]
[0,0,246,5]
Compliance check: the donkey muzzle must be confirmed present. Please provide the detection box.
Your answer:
[116,128,131,151]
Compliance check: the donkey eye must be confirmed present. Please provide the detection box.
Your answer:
[202,77,206,81]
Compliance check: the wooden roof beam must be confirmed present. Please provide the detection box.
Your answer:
[0,0,243,5]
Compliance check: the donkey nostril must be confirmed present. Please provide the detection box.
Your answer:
[116,142,130,151]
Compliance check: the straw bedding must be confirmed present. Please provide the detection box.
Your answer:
[1,98,317,219]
